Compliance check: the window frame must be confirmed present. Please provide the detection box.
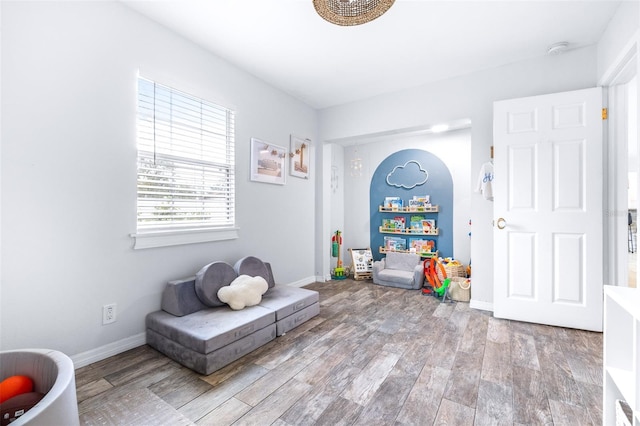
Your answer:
[131,75,238,249]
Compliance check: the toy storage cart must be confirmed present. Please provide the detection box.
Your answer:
[349,248,373,280]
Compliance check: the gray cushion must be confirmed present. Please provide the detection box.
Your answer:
[258,286,319,321]
[377,269,415,286]
[146,305,275,354]
[195,261,238,307]
[275,302,320,336]
[234,256,275,289]
[147,324,276,375]
[161,277,208,317]
[385,252,420,271]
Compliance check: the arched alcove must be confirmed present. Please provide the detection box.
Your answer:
[369,149,454,260]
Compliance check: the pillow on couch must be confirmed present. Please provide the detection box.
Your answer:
[195,261,238,307]
[218,275,269,310]
[234,256,275,289]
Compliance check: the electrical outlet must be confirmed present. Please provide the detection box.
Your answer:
[103,303,116,325]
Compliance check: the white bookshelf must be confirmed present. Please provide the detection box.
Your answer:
[604,285,640,425]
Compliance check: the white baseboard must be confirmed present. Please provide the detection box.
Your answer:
[286,275,318,288]
[71,332,146,369]
[469,299,493,312]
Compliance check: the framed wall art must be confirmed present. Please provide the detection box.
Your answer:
[289,135,311,179]
[250,137,286,185]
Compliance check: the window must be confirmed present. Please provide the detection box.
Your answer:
[133,76,236,248]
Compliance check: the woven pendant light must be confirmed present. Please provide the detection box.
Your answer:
[313,0,395,26]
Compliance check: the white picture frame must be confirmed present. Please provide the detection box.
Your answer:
[250,137,286,185]
[289,135,310,179]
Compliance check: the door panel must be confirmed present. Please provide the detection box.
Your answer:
[508,144,537,210]
[494,87,603,331]
[553,140,584,211]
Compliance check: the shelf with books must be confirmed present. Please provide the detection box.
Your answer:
[378,227,439,236]
[379,247,439,258]
[379,205,439,213]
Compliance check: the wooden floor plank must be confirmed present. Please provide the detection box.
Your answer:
[396,365,451,425]
[481,340,512,386]
[433,398,476,425]
[233,379,312,426]
[548,399,595,425]
[314,396,363,426]
[340,349,400,406]
[443,349,484,408]
[512,366,553,425]
[511,331,541,371]
[352,369,414,425]
[195,397,250,426]
[474,379,514,425]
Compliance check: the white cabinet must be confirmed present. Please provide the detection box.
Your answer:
[604,286,640,425]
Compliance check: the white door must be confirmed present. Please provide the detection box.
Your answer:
[493,87,603,332]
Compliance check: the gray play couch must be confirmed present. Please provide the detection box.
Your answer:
[372,251,424,290]
[146,256,319,375]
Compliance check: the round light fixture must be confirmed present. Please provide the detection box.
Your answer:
[547,42,569,56]
[313,0,396,26]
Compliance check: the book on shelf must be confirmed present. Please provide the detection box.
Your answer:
[384,236,406,251]
[393,216,405,230]
[384,196,403,210]
[408,238,435,253]
[409,195,431,211]
[422,219,435,232]
[382,218,394,230]
[409,215,425,233]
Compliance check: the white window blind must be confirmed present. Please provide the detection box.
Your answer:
[136,77,235,233]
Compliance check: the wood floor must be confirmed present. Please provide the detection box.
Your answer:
[76,279,603,425]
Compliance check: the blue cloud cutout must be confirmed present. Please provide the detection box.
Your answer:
[386,160,429,189]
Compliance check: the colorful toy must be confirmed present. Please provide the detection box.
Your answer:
[0,375,34,404]
[349,248,373,280]
[423,257,453,302]
[331,230,346,280]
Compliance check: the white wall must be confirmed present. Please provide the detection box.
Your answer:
[342,129,471,264]
[1,1,317,362]
[319,46,599,308]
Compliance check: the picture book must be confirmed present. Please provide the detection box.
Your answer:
[393,216,406,230]
[409,238,435,253]
[384,196,403,210]
[382,218,395,230]
[409,215,425,232]
[384,236,406,251]
[409,195,431,210]
[422,219,436,233]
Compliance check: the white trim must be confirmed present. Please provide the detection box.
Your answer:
[285,275,318,288]
[598,30,639,87]
[131,227,239,249]
[469,299,493,312]
[71,332,146,369]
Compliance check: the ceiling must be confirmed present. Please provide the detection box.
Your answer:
[122,0,623,109]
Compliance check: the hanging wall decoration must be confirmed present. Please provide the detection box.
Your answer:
[386,160,428,189]
[250,137,286,185]
[289,135,311,179]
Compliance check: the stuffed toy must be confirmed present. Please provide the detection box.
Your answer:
[217,275,269,310]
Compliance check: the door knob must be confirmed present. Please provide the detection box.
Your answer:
[496,217,506,230]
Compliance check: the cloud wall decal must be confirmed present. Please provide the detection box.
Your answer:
[386,160,429,189]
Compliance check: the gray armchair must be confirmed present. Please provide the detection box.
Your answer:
[372,252,424,290]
